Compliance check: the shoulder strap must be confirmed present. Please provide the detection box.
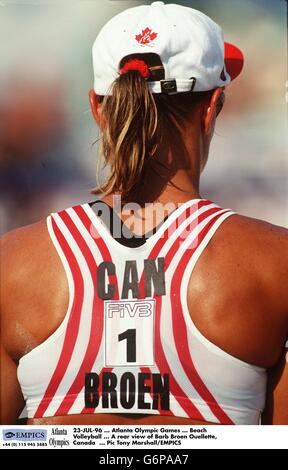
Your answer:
[173,208,236,302]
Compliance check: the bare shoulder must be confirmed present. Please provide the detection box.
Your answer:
[1,220,51,273]
[217,213,288,265]
[214,212,288,315]
[222,212,288,243]
[201,212,288,318]
[189,211,288,367]
[262,350,288,424]
[1,220,67,360]
[1,220,57,298]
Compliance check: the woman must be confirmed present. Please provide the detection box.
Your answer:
[1,1,287,425]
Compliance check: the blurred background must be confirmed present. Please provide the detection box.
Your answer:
[0,0,287,234]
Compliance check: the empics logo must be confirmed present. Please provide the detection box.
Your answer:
[4,432,15,439]
[2,429,47,442]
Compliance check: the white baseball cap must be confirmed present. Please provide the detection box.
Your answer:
[92,1,244,96]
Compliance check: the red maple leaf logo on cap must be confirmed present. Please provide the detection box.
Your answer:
[135,27,158,45]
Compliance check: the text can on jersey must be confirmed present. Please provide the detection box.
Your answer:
[104,299,155,366]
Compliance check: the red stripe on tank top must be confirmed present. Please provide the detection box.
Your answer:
[145,200,212,272]
[170,210,234,424]
[74,205,118,414]
[154,294,205,420]
[148,210,220,419]
[137,201,210,416]
[53,210,106,415]
[72,206,117,414]
[34,216,85,418]
[138,202,217,418]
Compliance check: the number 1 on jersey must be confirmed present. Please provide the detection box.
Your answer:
[118,329,136,362]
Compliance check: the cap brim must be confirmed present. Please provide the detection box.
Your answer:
[224,42,244,81]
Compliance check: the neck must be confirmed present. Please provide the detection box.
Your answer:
[102,120,205,209]
[129,123,203,206]
[103,166,201,213]
[154,169,201,205]
[102,166,201,236]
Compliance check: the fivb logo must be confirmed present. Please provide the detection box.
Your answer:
[106,300,154,318]
[3,429,47,441]
[105,299,155,366]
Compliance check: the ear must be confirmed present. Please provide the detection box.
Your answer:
[89,89,102,127]
[204,87,223,135]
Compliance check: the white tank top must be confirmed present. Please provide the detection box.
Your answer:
[17,198,267,424]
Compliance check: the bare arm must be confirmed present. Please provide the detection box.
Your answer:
[262,350,288,424]
[0,343,25,424]
[0,221,61,424]
[1,232,25,423]
[261,222,288,424]
[218,215,288,423]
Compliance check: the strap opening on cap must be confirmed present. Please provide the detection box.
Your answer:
[119,52,165,81]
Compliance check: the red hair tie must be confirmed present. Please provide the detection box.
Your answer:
[120,59,150,79]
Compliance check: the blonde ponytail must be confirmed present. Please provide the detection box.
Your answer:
[93,69,159,204]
